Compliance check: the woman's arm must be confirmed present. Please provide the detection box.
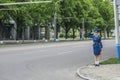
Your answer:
[87,33,93,38]
[99,37,103,48]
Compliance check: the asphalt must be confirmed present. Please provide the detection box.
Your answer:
[0,40,116,80]
[77,64,120,80]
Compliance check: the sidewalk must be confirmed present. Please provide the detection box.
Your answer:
[77,64,120,80]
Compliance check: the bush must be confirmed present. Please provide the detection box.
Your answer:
[59,33,76,38]
[68,33,76,38]
[59,33,65,38]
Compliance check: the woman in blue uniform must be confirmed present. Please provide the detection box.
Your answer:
[88,29,103,66]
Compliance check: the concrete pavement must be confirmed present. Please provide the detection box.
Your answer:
[77,64,120,80]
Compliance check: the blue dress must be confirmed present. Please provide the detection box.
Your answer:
[88,34,103,56]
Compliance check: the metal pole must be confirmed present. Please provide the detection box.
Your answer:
[82,19,85,40]
[0,8,19,10]
[114,0,120,58]
[54,12,57,42]
[53,0,61,42]
[0,1,52,6]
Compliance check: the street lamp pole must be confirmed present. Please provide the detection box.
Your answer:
[0,1,52,6]
[114,0,120,58]
[82,18,85,40]
[54,11,57,42]
[53,0,61,42]
[0,8,19,10]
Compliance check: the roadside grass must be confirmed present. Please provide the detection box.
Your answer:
[0,38,88,46]
[0,41,51,46]
[100,58,120,65]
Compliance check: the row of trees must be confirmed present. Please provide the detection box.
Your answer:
[0,0,114,40]
[59,0,114,39]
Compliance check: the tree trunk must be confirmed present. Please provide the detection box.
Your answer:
[25,26,30,40]
[65,30,68,39]
[31,27,34,40]
[104,28,107,39]
[37,25,41,40]
[79,27,82,39]
[72,28,75,40]
[22,27,25,42]
[107,29,110,38]
[0,20,3,40]
[56,25,59,40]
[11,23,17,40]
[85,28,88,38]
[100,30,102,37]
[45,26,50,41]
[65,23,71,39]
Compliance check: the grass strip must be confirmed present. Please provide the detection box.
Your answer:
[100,58,120,64]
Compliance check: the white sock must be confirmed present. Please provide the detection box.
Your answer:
[96,61,99,64]
[95,61,97,64]
[95,61,99,64]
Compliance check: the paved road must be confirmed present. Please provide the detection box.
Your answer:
[0,40,115,80]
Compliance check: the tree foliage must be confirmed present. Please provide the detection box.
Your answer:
[0,0,114,40]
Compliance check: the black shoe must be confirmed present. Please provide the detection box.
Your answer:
[94,64,100,67]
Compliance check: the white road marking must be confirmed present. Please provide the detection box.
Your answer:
[58,51,73,55]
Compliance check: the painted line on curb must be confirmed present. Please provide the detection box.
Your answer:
[76,67,95,80]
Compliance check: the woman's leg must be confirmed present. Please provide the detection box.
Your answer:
[94,55,100,66]
[99,51,102,60]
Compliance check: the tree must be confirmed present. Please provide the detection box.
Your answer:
[74,0,93,39]
[0,0,54,40]
[92,0,114,38]
[0,0,114,40]
[60,0,76,39]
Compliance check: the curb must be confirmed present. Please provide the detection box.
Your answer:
[76,66,95,80]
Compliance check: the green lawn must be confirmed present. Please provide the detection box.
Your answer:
[100,58,120,64]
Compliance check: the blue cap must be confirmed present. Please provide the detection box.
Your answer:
[94,28,99,32]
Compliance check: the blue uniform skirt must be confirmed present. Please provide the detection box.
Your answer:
[93,43,101,56]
